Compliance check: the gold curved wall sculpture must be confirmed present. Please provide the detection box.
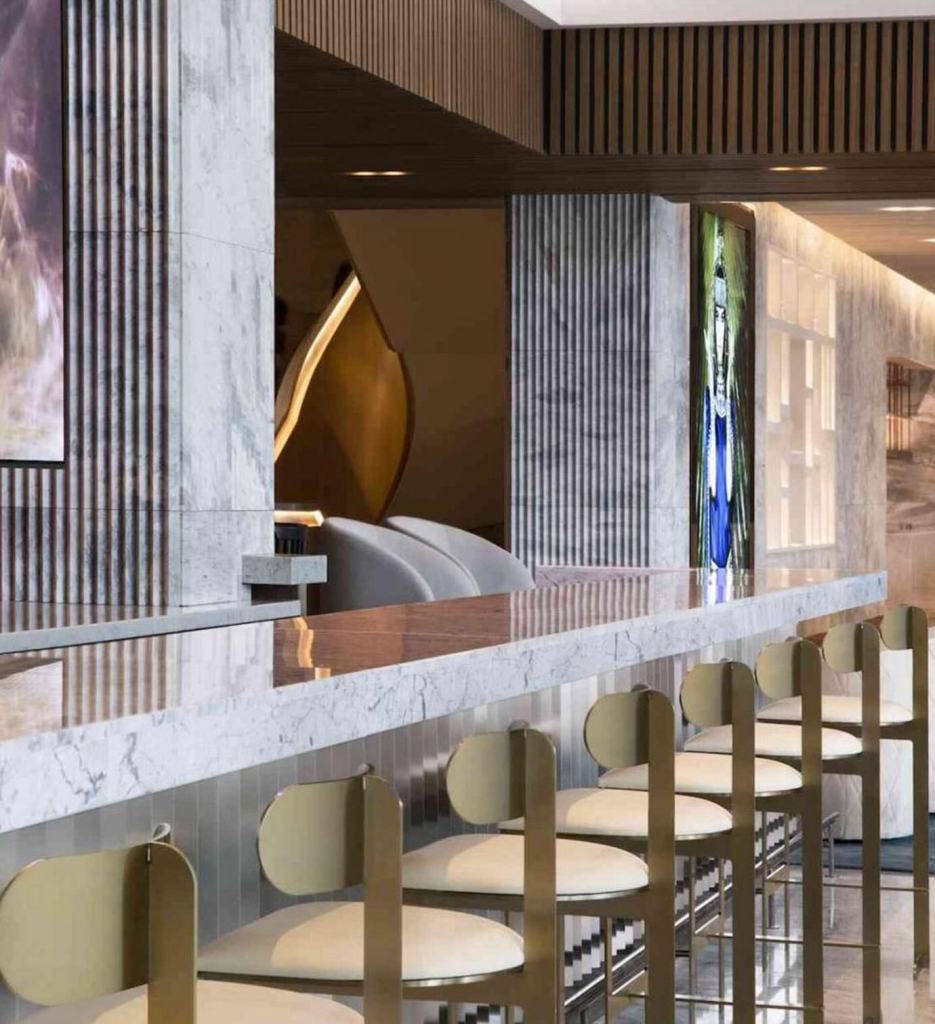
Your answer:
[273,272,411,524]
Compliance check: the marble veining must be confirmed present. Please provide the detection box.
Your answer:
[0,569,884,833]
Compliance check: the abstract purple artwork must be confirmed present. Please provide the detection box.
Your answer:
[0,0,64,463]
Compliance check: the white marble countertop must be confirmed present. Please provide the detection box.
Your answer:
[0,598,300,655]
[0,568,885,832]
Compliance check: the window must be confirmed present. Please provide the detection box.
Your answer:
[765,247,836,552]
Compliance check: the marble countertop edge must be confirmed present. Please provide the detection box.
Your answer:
[0,571,886,834]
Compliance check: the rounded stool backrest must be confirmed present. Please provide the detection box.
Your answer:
[258,770,400,897]
[823,622,873,674]
[756,637,822,700]
[584,689,673,771]
[681,661,755,729]
[879,605,927,653]
[0,843,196,1021]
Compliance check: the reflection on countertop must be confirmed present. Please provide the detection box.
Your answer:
[0,567,884,744]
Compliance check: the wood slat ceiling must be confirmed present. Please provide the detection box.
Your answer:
[276,32,935,204]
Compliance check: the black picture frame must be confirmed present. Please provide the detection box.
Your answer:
[0,0,68,469]
[689,201,756,571]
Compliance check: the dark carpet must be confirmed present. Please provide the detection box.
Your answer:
[826,814,935,873]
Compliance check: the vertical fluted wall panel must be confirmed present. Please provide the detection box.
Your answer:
[511,194,653,571]
[547,20,935,157]
[0,1,172,606]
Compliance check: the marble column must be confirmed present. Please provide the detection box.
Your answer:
[174,0,276,604]
[0,0,275,606]
[510,194,689,572]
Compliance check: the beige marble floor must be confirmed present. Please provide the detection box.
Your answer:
[612,869,933,1023]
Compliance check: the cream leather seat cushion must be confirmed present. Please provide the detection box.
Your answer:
[599,751,802,797]
[199,902,524,983]
[402,833,648,898]
[759,695,912,726]
[500,787,733,840]
[684,722,861,760]
[29,981,363,1024]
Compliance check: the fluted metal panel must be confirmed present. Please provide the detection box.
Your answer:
[0,0,173,606]
[511,194,652,571]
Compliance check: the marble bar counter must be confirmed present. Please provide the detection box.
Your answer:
[0,568,884,833]
[0,597,301,655]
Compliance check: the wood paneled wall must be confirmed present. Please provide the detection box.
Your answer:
[546,20,935,157]
[276,0,543,149]
[0,0,173,605]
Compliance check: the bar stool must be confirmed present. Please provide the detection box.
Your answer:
[199,765,556,1022]
[402,724,652,1022]
[644,651,825,1024]
[597,663,810,1024]
[685,638,875,1022]
[0,840,362,1023]
[759,606,930,975]
[500,689,679,1024]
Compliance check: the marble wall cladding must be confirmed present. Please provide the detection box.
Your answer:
[752,203,935,575]
[0,0,275,607]
[0,624,786,1023]
[169,0,276,606]
[510,195,689,571]
[0,1,174,606]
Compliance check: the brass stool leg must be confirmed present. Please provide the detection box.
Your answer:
[863,740,882,1024]
[717,859,726,1007]
[687,856,697,1014]
[556,916,565,1024]
[602,916,613,1024]
[801,762,825,1024]
[863,625,882,1024]
[913,717,930,972]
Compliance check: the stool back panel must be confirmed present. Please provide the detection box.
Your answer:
[879,606,926,652]
[583,690,655,770]
[445,731,526,824]
[822,622,865,673]
[258,777,365,896]
[0,846,149,1006]
[681,662,753,728]
[756,641,799,699]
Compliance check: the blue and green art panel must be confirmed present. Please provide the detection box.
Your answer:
[691,207,754,570]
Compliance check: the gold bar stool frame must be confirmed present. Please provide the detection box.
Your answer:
[199,763,557,1023]
[757,621,888,1024]
[500,689,678,1024]
[878,606,930,973]
[402,724,656,1024]
[0,841,364,1024]
[684,639,880,1022]
[600,660,823,1024]
[758,607,930,989]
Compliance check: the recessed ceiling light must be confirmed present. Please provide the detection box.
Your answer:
[880,205,935,212]
[924,238,935,244]
[770,165,828,172]
[346,170,411,178]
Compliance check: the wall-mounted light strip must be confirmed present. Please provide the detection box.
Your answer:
[274,273,362,461]
[346,170,411,177]
[769,165,828,172]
